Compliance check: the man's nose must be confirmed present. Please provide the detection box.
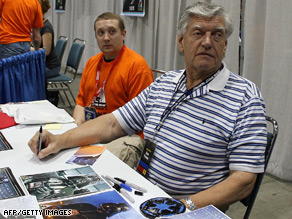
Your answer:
[104,32,110,41]
[201,33,212,49]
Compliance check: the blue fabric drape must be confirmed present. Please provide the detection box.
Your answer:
[0,50,46,104]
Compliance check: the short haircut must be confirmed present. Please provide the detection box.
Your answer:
[94,12,125,33]
[38,0,51,14]
[178,1,234,39]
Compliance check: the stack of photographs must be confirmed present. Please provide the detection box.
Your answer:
[0,132,12,151]
[20,166,111,202]
[0,167,24,200]
[20,166,143,218]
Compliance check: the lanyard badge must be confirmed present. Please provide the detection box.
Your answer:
[84,106,97,121]
[137,139,156,177]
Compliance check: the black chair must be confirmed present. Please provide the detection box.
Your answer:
[47,38,86,107]
[240,116,279,219]
[55,35,68,63]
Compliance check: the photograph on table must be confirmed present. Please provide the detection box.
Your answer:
[40,190,143,218]
[159,205,231,219]
[0,167,24,200]
[66,145,106,166]
[0,131,13,151]
[20,166,111,202]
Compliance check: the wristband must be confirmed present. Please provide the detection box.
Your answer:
[185,197,197,211]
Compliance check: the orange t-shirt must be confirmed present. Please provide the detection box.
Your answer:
[77,45,153,113]
[0,0,43,44]
[76,46,153,136]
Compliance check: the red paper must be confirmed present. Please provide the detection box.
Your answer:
[0,112,17,129]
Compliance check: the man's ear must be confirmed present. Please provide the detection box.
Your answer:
[122,29,126,41]
[223,40,228,54]
[177,35,184,54]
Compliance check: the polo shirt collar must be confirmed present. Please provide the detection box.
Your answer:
[208,62,229,91]
[172,62,230,92]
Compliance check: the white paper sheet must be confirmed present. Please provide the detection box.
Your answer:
[0,100,74,124]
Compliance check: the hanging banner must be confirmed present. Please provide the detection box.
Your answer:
[121,0,145,17]
[55,0,66,12]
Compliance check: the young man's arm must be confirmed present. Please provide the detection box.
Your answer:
[73,105,86,126]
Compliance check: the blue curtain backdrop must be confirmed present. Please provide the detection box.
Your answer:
[0,50,46,104]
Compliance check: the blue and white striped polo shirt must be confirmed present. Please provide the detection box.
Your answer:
[113,64,267,196]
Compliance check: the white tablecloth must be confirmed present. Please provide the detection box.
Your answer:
[0,122,169,213]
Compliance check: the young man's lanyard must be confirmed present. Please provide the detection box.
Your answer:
[152,66,222,141]
[90,45,126,106]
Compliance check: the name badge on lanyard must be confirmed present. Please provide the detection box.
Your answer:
[85,106,97,121]
[137,139,156,176]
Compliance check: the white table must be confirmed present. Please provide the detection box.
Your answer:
[0,122,169,214]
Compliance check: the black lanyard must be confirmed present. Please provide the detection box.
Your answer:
[152,68,221,140]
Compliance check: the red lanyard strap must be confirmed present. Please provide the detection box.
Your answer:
[91,45,126,105]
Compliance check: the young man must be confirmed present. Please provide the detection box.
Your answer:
[73,12,153,127]
[29,3,267,212]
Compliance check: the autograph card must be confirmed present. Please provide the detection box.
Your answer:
[66,145,106,166]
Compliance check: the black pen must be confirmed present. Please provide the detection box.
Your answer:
[102,175,135,203]
[115,177,147,193]
[38,125,42,155]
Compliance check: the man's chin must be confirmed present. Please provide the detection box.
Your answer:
[197,62,214,70]
[102,47,113,53]
[194,63,219,75]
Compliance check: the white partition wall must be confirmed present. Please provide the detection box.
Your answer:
[46,0,240,74]
[242,0,292,181]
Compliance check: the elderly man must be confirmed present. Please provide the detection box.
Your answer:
[29,2,267,211]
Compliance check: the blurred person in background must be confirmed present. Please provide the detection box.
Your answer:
[37,0,61,79]
[0,0,43,59]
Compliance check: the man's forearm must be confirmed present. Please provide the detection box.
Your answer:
[32,28,41,50]
[32,39,41,50]
[181,170,257,211]
[60,113,127,150]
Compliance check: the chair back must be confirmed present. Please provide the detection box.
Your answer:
[265,116,279,165]
[46,38,85,108]
[241,116,279,219]
[151,69,166,79]
[65,38,86,79]
[55,35,68,63]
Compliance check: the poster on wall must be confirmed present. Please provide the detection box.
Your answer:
[55,0,66,12]
[121,0,145,17]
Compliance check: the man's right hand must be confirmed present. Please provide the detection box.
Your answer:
[28,129,63,159]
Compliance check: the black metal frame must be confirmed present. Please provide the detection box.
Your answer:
[47,38,86,108]
[241,116,279,219]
